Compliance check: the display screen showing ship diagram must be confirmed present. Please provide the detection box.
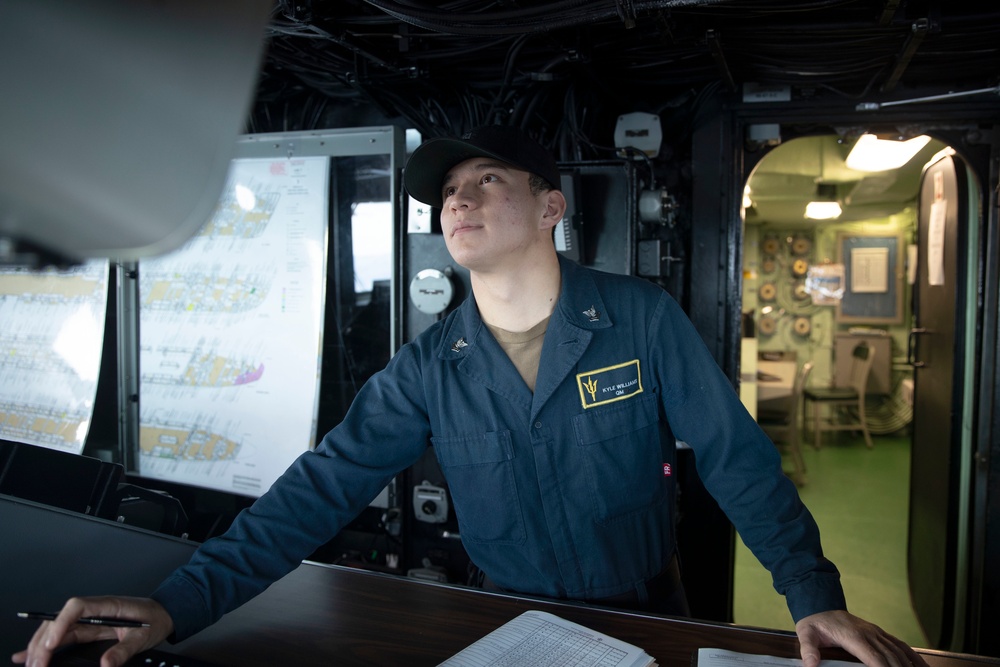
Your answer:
[138,156,329,496]
[0,261,110,454]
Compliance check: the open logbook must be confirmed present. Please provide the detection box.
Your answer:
[695,648,860,667]
[439,610,656,667]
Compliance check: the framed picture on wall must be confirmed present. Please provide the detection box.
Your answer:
[835,232,905,324]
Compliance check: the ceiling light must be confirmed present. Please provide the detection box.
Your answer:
[804,201,842,219]
[805,183,842,220]
[845,133,932,172]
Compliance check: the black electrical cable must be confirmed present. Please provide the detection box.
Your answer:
[484,34,532,125]
[364,0,602,25]
[252,0,1000,137]
[359,0,719,36]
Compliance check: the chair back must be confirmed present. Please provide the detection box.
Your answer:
[847,342,876,394]
[792,361,814,400]
[759,361,812,487]
[787,362,814,442]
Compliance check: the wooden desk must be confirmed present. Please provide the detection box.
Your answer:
[6,494,996,667]
[152,562,993,667]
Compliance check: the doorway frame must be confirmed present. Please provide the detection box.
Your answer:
[689,94,1000,655]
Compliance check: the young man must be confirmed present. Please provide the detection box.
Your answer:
[15,125,926,667]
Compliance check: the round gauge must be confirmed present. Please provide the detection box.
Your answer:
[761,237,781,255]
[793,283,810,301]
[761,257,776,274]
[758,282,777,301]
[758,315,777,336]
[409,268,454,314]
[791,258,809,277]
[791,236,812,256]
[793,316,811,337]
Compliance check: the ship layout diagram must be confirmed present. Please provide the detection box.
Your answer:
[138,156,329,496]
[0,262,110,453]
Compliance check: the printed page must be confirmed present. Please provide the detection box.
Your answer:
[697,648,859,667]
[439,610,656,667]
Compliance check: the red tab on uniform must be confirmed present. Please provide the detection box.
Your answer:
[663,463,672,477]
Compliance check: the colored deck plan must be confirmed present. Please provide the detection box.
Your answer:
[0,261,110,453]
[137,156,329,496]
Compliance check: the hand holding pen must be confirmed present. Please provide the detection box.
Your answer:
[17,611,151,628]
[11,595,174,667]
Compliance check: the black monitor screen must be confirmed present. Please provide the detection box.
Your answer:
[0,495,198,657]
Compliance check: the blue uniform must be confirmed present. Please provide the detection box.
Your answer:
[152,255,845,640]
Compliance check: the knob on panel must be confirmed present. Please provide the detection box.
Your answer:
[791,236,812,256]
[761,237,781,256]
[793,316,811,337]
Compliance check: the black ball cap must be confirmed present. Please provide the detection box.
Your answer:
[403,125,561,208]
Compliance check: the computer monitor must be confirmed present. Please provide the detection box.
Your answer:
[0,494,198,657]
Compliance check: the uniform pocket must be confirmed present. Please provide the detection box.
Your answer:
[431,430,525,544]
[572,394,665,523]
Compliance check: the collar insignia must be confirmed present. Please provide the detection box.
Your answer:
[451,337,468,352]
[582,306,601,322]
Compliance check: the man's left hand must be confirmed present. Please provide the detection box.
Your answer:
[795,609,930,667]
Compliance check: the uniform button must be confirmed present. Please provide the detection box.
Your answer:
[534,421,542,428]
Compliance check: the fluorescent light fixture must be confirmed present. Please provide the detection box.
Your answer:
[805,182,842,220]
[845,133,932,172]
[804,201,843,219]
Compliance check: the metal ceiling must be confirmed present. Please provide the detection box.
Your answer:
[247,2,1000,228]
[253,1,1000,138]
[744,134,948,228]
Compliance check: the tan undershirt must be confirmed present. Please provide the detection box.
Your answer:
[484,316,549,393]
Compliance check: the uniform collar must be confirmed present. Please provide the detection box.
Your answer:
[437,255,611,360]
[553,254,613,332]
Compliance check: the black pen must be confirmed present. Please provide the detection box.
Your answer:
[16,612,150,628]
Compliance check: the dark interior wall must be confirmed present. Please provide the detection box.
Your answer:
[972,125,1000,658]
[688,95,741,379]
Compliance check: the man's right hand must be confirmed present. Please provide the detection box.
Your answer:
[11,596,173,667]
